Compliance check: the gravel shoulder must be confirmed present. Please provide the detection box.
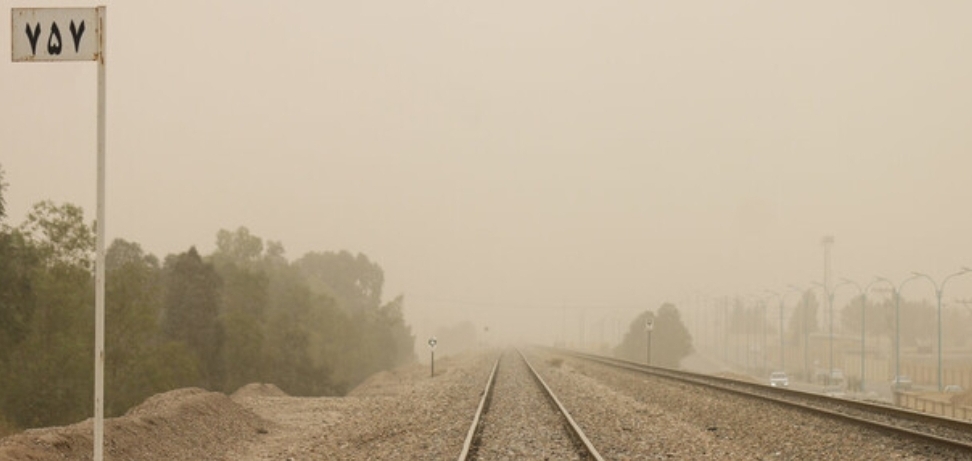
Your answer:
[228,351,496,460]
[0,351,496,461]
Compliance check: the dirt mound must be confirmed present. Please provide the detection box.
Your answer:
[231,383,289,399]
[349,370,396,394]
[349,355,467,397]
[125,387,210,416]
[348,368,418,397]
[348,360,439,397]
[0,388,270,461]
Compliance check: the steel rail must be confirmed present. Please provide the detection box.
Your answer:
[558,348,972,431]
[553,348,972,454]
[517,349,605,461]
[457,355,500,461]
[459,350,605,461]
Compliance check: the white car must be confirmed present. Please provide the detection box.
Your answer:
[891,375,912,391]
[769,371,789,387]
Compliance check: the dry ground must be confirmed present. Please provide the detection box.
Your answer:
[0,352,492,460]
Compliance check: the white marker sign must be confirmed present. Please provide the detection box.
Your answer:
[11,8,101,62]
[12,6,108,461]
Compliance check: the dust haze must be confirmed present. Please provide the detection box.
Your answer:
[4,1,972,352]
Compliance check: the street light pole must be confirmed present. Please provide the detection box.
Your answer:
[812,282,837,383]
[722,296,729,365]
[761,299,767,373]
[747,297,755,372]
[912,268,972,392]
[837,278,882,393]
[767,286,802,374]
[877,275,920,390]
[802,291,809,382]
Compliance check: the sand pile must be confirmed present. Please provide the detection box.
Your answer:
[0,388,269,461]
[231,383,289,399]
[347,357,455,397]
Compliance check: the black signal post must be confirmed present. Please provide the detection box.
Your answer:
[428,336,437,377]
[645,318,654,365]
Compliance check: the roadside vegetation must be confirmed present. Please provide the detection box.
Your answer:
[614,303,694,368]
[0,164,416,432]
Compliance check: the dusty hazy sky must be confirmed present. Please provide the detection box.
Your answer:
[4,1,972,345]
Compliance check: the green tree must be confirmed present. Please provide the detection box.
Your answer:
[264,264,336,395]
[897,298,935,348]
[728,297,758,335]
[2,201,95,428]
[0,228,40,432]
[614,303,693,368]
[839,294,900,340]
[213,226,264,267]
[339,295,416,387]
[378,295,416,367]
[787,290,819,346]
[211,227,270,391]
[312,292,361,393]
[292,249,417,392]
[18,201,94,269]
[942,305,972,348]
[0,230,38,362]
[265,240,286,263]
[213,261,269,391]
[845,296,933,348]
[162,247,224,390]
[0,164,7,222]
[296,250,384,313]
[104,239,198,415]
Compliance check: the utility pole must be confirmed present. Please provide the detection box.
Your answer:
[822,235,834,382]
[723,296,729,364]
[823,236,834,291]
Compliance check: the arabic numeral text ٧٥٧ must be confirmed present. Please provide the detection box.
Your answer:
[24,20,86,56]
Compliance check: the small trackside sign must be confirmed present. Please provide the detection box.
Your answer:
[12,8,101,62]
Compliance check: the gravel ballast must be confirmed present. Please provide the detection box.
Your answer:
[530,349,972,460]
[471,350,585,460]
[4,348,969,459]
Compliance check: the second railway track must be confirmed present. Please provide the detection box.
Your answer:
[550,348,972,457]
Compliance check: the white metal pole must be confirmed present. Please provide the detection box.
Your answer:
[94,6,106,461]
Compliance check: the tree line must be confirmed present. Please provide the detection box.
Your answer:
[0,166,415,431]
[614,303,694,368]
[720,290,964,354]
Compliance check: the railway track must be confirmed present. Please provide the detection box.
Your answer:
[552,348,972,455]
[458,349,604,461]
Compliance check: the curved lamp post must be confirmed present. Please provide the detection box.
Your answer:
[911,267,972,391]
[766,286,802,373]
[876,275,920,389]
[811,282,837,382]
[837,278,883,393]
[797,288,811,382]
